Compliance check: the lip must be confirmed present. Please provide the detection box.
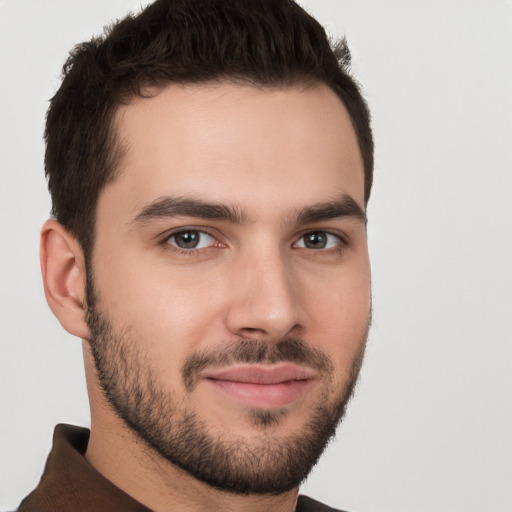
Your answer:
[202,363,317,408]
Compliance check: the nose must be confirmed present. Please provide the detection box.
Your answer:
[225,247,306,341]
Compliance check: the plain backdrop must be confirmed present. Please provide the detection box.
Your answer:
[1,1,511,511]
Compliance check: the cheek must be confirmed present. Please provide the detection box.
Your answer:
[93,252,230,364]
[301,261,371,366]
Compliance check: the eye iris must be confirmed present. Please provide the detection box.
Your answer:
[175,231,200,249]
[304,232,327,249]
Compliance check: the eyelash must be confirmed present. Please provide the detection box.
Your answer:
[162,229,223,257]
[294,231,347,252]
[160,228,349,256]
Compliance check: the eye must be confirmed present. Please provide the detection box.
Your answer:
[166,230,217,250]
[294,231,341,250]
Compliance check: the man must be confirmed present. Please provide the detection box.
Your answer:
[18,0,373,510]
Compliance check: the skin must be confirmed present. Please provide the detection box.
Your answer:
[41,82,371,512]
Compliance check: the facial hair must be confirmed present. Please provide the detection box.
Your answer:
[85,280,368,495]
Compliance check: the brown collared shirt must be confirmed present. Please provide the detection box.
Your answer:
[18,424,346,512]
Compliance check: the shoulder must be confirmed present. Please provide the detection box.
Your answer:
[296,495,350,512]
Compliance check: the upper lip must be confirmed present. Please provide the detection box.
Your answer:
[202,363,317,385]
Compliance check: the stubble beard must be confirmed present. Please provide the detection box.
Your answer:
[85,279,368,495]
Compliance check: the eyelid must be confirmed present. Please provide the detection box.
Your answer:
[160,226,226,253]
[168,230,215,249]
[292,229,349,250]
[158,226,349,254]
[159,225,219,241]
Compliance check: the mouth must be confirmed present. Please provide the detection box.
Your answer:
[201,363,317,408]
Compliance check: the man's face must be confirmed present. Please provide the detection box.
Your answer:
[86,82,371,493]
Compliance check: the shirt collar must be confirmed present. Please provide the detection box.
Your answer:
[18,424,151,511]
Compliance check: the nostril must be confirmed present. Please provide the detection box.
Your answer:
[238,326,269,337]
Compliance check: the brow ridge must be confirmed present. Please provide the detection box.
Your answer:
[131,193,366,226]
[293,194,366,225]
[131,196,248,225]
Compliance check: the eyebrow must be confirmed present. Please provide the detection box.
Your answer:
[131,196,248,225]
[294,194,367,225]
[130,193,366,226]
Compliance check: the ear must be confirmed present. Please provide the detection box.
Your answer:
[40,219,90,340]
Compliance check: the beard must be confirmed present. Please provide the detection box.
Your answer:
[85,279,368,495]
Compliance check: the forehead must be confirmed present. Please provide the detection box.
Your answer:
[102,82,364,219]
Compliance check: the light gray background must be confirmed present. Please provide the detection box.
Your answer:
[1,1,511,511]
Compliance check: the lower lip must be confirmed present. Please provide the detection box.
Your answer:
[206,379,313,408]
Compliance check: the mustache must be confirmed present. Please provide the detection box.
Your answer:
[182,337,333,392]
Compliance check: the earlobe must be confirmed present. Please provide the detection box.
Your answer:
[40,219,90,340]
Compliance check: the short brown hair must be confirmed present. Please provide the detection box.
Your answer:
[45,0,374,260]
